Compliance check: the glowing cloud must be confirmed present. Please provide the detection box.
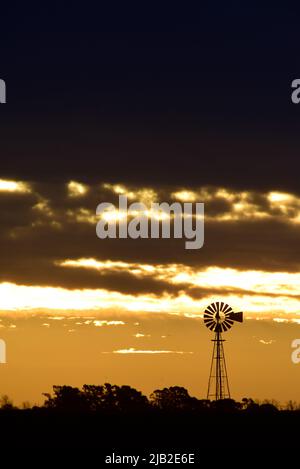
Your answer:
[259,339,276,345]
[109,348,192,354]
[0,179,31,193]
[59,258,300,298]
[103,183,157,204]
[172,190,197,202]
[268,192,294,203]
[93,320,125,327]
[67,181,88,197]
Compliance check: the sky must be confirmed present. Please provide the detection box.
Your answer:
[1,3,300,405]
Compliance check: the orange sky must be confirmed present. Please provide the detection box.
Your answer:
[1,179,300,404]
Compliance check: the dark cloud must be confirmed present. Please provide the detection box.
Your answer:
[0,256,183,295]
[2,131,300,195]
[205,197,232,216]
[0,191,38,229]
[1,179,300,298]
[187,285,300,301]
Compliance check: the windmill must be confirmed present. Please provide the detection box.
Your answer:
[204,301,243,400]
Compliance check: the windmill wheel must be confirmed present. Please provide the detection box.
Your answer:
[204,302,243,333]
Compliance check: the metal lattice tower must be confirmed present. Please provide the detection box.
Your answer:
[204,302,243,401]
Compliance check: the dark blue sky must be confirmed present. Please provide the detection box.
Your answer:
[1,3,300,190]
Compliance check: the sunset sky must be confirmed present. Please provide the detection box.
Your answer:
[1,4,300,405]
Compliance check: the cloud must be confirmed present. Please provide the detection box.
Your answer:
[5,277,300,317]
[1,182,299,276]
[0,179,31,193]
[93,320,125,327]
[57,258,300,299]
[172,190,197,202]
[107,348,193,354]
[2,179,300,319]
[259,339,276,345]
[67,181,89,198]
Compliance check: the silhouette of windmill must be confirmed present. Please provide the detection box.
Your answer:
[204,302,243,400]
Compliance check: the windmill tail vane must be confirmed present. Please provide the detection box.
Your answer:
[204,302,243,401]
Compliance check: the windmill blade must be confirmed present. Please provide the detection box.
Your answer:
[227,311,243,323]
[215,302,220,320]
[224,318,234,325]
[204,317,214,323]
[223,304,232,314]
[223,319,234,329]
[206,319,216,326]
[204,311,214,318]
[204,320,215,329]
[206,305,215,315]
[221,322,228,332]
[204,315,213,322]
[210,303,217,313]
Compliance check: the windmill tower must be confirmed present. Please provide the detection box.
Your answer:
[204,302,243,400]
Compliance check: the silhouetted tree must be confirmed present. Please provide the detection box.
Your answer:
[259,403,279,414]
[81,384,105,411]
[114,385,149,412]
[195,399,211,411]
[285,400,299,411]
[150,386,197,411]
[242,397,260,412]
[211,398,242,412]
[40,383,284,417]
[43,385,88,411]
[0,395,14,410]
[82,383,148,412]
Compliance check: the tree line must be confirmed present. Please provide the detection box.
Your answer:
[1,383,299,413]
